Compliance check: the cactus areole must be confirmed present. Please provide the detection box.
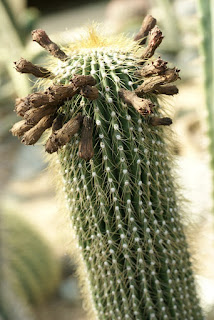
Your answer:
[11,16,204,320]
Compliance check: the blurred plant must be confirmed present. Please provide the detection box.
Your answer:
[0,210,61,319]
[197,0,214,203]
[153,0,181,54]
[105,0,151,34]
[0,0,39,139]
[10,14,204,319]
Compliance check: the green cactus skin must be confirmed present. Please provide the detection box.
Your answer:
[47,38,204,319]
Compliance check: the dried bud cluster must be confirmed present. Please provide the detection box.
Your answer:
[135,57,168,77]
[11,74,97,157]
[11,15,181,160]
[126,16,179,123]
[135,67,180,95]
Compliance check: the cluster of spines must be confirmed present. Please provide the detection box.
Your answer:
[10,15,204,320]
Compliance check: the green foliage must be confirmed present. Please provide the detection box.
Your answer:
[52,47,204,319]
[0,0,39,138]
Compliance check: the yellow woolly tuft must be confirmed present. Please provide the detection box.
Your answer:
[63,24,136,52]
[35,24,141,90]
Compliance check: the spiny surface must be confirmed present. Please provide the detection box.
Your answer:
[53,49,203,320]
[11,21,204,320]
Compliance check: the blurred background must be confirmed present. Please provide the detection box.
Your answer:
[0,0,214,319]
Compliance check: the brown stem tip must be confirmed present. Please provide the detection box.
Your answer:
[141,26,164,60]
[22,115,55,145]
[149,117,172,126]
[119,89,153,115]
[10,120,33,137]
[79,117,94,161]
[24,104,57,125]
[80,85,99,100]
[14,58,53,78]
[45,113,83,154]
[135,57,168,77]
[52,114,64,132]
[135,67,180,96]
[31,29,68,61]
[134,15,157,45]
[45,115,64,153]
[15,84,79,117]
[153,85,179,95]
[71,74,97,88]
[15,75,97,117]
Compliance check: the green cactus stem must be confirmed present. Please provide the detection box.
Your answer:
[197,0,214,204]
[11,16,204,320]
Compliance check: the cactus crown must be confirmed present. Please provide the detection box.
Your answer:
[11,16,204,320]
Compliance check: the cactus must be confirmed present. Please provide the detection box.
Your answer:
[10,16,204,319]
[197,0,214,203]
[0,210,60,319]
[0,277,35,320]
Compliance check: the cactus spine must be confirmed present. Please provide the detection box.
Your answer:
[11,16,204,319]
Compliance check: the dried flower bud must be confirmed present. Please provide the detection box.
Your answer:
[79,117,94,161]
[10,120,33,137]
[24,104,57,125]
[153,85,179,95]
[45,135,59,154]
[45,114,65,153]
[14,58,52,78]
[134,15,157,45]
[71,75,96,88]
[45,113,83,153]
[52,114,64,132]
[135,58,168,77]
[32,29,68,61]
[15,84,78,118]
[119,89,153,115]
[136,68,180,96]
[22,115,55,145]
[141,26,164,60]
[149,117,172,126]
[80,85,99,100]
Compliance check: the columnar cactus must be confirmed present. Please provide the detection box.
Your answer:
[11,16,204,319]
